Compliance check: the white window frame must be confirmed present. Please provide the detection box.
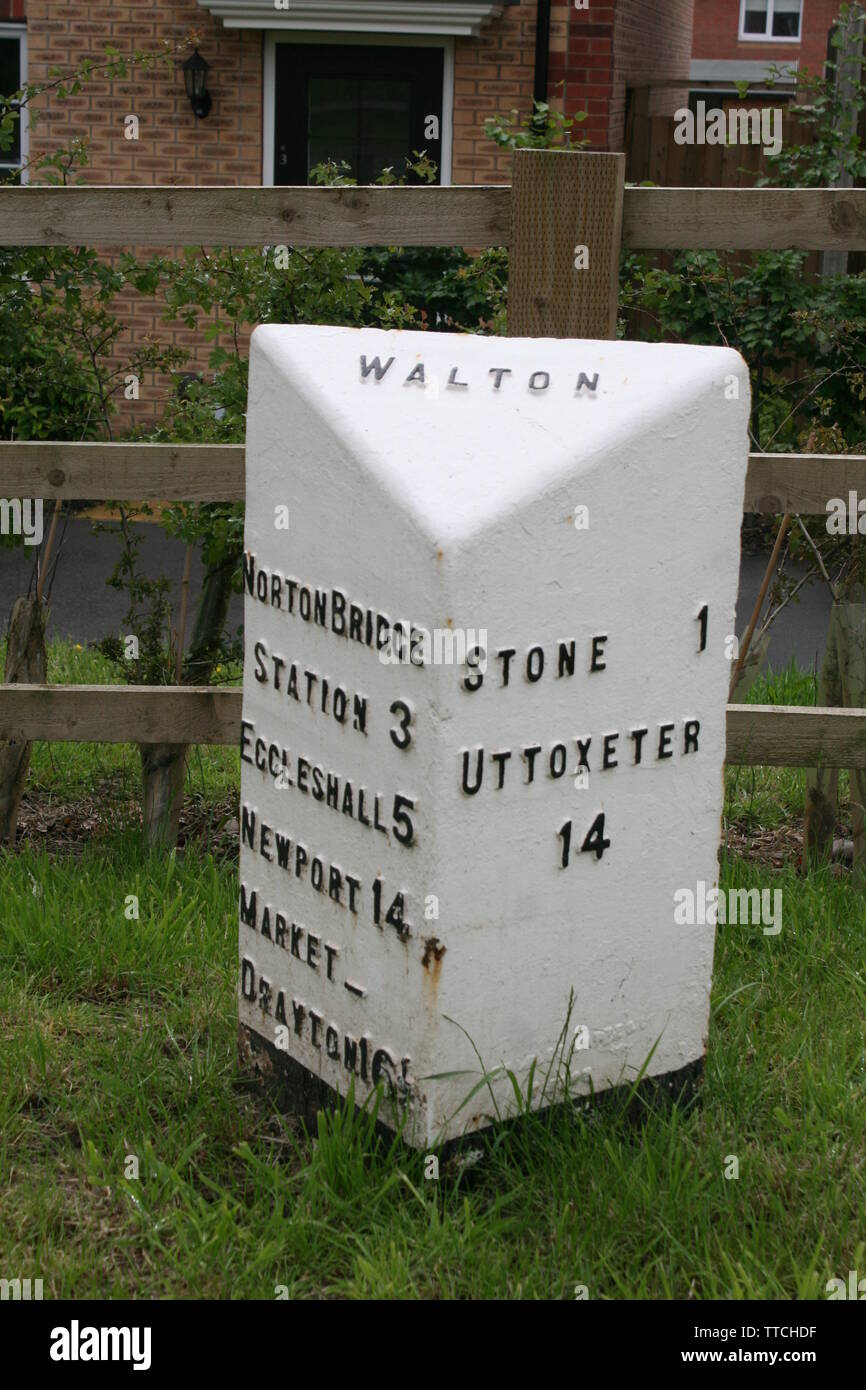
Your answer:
[0,22,28,182]
[263,30,454,186]
[738,0,804,44]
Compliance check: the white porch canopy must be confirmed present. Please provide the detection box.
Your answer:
[195,1,507,37]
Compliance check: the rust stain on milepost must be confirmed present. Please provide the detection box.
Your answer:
[421,937,446,993]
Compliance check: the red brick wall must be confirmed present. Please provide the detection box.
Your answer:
[549,1,614,149]
[549,1,694,155]
[25,0,261,185]
[611,0,694,146]
[22,1,262,423]
[693,0,843,78]
[452,0,538,184]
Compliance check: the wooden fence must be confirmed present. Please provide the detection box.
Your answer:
[2,149,866,768]
[626,108,817,189]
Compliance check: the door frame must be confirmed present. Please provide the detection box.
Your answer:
[263,29,454,187]
[0,21,28,183]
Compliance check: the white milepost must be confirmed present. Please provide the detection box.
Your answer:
[239,325,750,1147]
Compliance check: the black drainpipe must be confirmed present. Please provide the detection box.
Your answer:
[533,0,552,124]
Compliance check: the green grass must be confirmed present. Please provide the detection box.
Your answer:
[0,649,863,1299]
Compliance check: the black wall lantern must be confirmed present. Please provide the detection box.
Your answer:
[183,49,212,119]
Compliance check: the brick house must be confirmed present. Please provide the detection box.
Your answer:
[1,1,696,184]
[0,1,695,413]
[691,0,846,100]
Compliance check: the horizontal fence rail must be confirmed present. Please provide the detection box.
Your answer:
[622,188,866,251]
[0,686,239,746]
[0,185,865,251]
[0,185,513,248]
[727,706,866,769]
[0,689,863,769]
[2,442,865,514]
[0,442,246,502]
[743,454,866,514]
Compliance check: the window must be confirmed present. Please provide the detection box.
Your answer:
[0,24,26,181]
[740,0,803,41]
[273,44,444,186]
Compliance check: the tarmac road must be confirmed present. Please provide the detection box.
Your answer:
[0,518,833,676]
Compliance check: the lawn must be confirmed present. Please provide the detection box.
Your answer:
[1,646,864,1299]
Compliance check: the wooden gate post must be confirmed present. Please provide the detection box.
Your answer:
[507,148,626,340]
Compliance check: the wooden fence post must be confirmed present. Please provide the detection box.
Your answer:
[507,148,626,340]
